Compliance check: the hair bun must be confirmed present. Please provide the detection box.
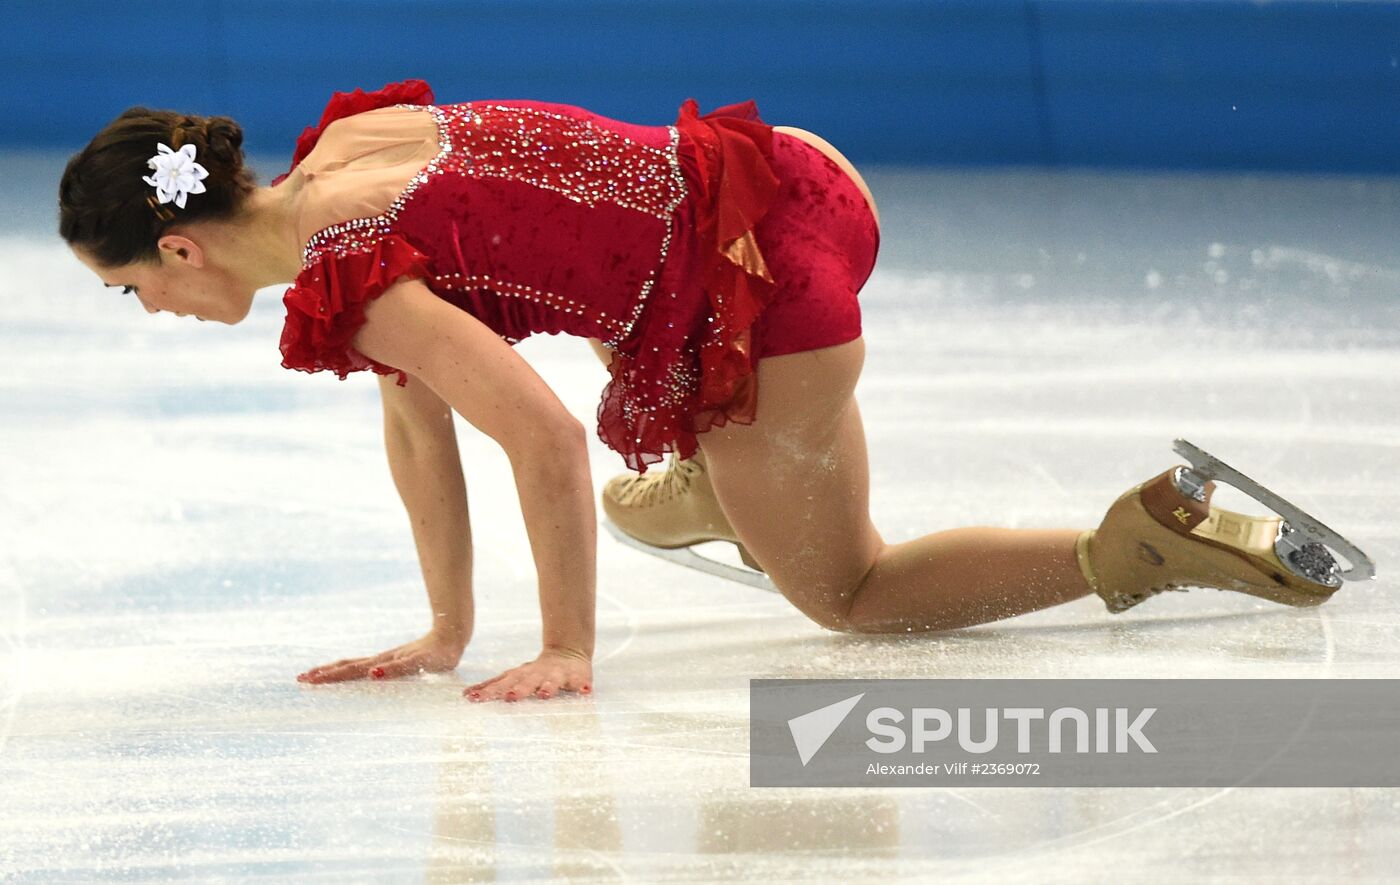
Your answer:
[202,116,245,157]
[60,104,258,268]
[171,115,243,170]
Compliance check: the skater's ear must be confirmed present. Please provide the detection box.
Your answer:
[154,232,206,268]
[59,108,257,270]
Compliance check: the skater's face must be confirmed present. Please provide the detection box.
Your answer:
[71,235,257,325]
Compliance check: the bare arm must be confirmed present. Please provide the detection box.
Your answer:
[379,373,474,651]
[295,368,478,684]
[352,277,597,667]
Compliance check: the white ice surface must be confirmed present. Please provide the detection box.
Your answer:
[3,153,1399,882]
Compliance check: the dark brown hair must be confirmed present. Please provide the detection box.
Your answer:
[58,107,259,269]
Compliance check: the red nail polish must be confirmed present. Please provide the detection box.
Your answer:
[581,684,591,694]
[371,667,385,678]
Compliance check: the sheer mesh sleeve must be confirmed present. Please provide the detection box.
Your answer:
[271,79,436,187]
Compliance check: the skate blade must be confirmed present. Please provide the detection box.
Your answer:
[1172,438,1376,582]
[601,518,779,593]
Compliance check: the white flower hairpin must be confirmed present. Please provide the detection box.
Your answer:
[142,142,209,209]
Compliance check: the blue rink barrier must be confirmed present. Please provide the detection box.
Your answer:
[3,0,1397,172]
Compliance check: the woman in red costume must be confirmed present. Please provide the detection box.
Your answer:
[59,80,1369,702]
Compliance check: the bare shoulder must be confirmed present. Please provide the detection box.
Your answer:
[352,276,440,383]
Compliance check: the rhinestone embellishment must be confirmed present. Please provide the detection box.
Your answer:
[299,102,688,352]
[302,103,458,269]
[609,124,687,348]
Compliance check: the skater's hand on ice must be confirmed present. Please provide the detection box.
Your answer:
[297,630,468,684]
[464,647,593,702]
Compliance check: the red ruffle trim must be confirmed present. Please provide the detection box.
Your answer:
[597,98,781,474]
[678,98,781,440]
[280,233,434,386]
[271,79,436,187]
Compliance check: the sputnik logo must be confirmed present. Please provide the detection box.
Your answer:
[787,692,865,766]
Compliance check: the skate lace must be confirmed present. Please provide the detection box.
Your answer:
[617,452,702,508]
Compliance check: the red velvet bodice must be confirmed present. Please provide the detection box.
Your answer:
[277,79,781,474]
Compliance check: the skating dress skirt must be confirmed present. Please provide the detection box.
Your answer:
[276,79,880,474]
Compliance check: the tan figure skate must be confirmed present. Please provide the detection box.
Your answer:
[600,448,777,591]
[1076,439,1376,613]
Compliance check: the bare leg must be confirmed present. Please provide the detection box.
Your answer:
[696,336,1093,633]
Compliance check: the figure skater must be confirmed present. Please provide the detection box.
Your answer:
[58,79,1373,703]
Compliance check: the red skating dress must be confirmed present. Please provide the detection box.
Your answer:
[276,79,879,474]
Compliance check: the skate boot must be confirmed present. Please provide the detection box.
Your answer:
[1075,438,1376,613]
[600,448,776,591]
